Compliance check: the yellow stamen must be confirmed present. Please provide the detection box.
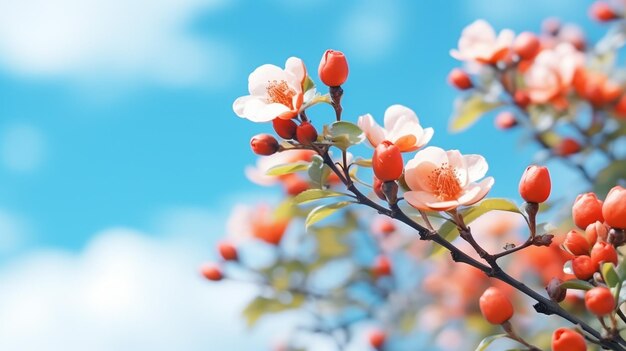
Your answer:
[266,80,296,108]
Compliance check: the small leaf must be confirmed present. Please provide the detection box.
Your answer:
[242,295,305,327]
[449,94,501,133]
[267,161,310,176]
[308,155,330,188]
[325,121,365,150]
[293,189,348,204]
[475,334,510,351]
[431,198,522,256]
[353,157,372,167]
[305,201,353,229]
[560,279,593,291]
[303,76,315,92]
[602,262,621,288]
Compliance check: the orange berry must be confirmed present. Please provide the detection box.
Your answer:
[447,68,473,90]
[368,329,386,350]
[572,193,604,229]
[603,186,626,229]
[251,134,279,156]
[587,221,609,242]
[585,286,615,316]
[273,118,298,139]
[373,255,392,277]
[514,91,531,108]
[554,138,581,156]
[318,49,349,87]
[200,263,223,281]
[513,32,540,60]
[296,122,318,145]
[590,241,618,268]
[572,255,596,280]
[373,141,403,182]
[590,1,619,22]
[518,165,551,203]
[552,328,587,351]
[479,287,514,324]
[218,241,238,261]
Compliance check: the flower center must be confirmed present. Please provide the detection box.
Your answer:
[266,80,296,109]
[428,163,463,201]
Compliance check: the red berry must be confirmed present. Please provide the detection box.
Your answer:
[590,242,618,268]
[273,118,298,139]
[590,1,619,22]
[614,95,626,119]
[368,329,386,350]
[552,328,587,351]
[564,230,592,256]
[447,68,473,90]
[479,287,514,324]
[373,255,392,277]
[495,111,518,130]
[572,255,596,280]
[218,241,238,261]
[373,176,386,201]
[514,91,531,108]
[554,138,581,156]
[572,192,604,229]
[518,165,551,203]
[296,122,318,145]
[282,174,310,196]
[200,263,223,281]
[318,49,349,87]
[603,186,626,229]
[373,141,403,182]
[251,134,279,156]
[585,286,615,316]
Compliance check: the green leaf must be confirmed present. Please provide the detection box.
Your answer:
[475,334,510,351]
[431,198,522,256]
[305,201,353,230]
[353,157,372,167]
[307,155,330,188]
[293,189,349,204]
[303,76,315,92]
[560,279,594,291]
[602,262,621,288]
[325,121,365,150]
[242,295,305,327]
[267,161,310,176]
[449,94,501,133]
[595,160,626,197]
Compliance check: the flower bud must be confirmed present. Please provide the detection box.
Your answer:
[513,32,540,60]
[546,277,567,302]
[590,241,618,268]
[552,328,587,351]
[373,176,386,201]
[373,141,403,182]
[368,329,386,350]
[479,287,514,324]
[282,174,310,196]
[200,263,223,281]
[218,241,238,261]
[296,122,318,145]
[585,286,615,316]
[447,68,473,90]
[572,193,604,229]
[572,255,596,280]
[373,255,392,277]
[590,1,619,22]
[554,138,581,156]
[518,165,551,203]
[585,221,606,242]
[603,186,626,229]
[514,91,530,108]
[273,118,298,139]
[563,230,593,255]
[495,111,518,130]
[318,49,349,87]
[251,134,279,156]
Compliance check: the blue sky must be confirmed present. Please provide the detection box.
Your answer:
[0,0,599,350]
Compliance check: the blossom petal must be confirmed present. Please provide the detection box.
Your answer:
[405,147,449,192]
[446,150,468,187]
[405,191,459,211]
[357,114,386,147]
[248,64,290,96]
[464,154,489,182]
[458,177,495,206]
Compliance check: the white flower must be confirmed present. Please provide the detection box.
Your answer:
[233,57,308,122]
[450,20,514,64]
[357,104,433,152]
[403,146,494,211]
[524,43,584,103]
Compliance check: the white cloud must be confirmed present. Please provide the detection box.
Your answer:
[0,0,236,87]
[1,124,45,173]
[339,0,403,63]
[0,227,274,351]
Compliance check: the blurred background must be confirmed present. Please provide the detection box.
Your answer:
[0,0,598,350]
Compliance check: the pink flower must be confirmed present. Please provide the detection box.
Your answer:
[523,43,584,104]
[404,147,494,211]
[357,104,433,152]
[233,57,313,122]
[450,20,514,64]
